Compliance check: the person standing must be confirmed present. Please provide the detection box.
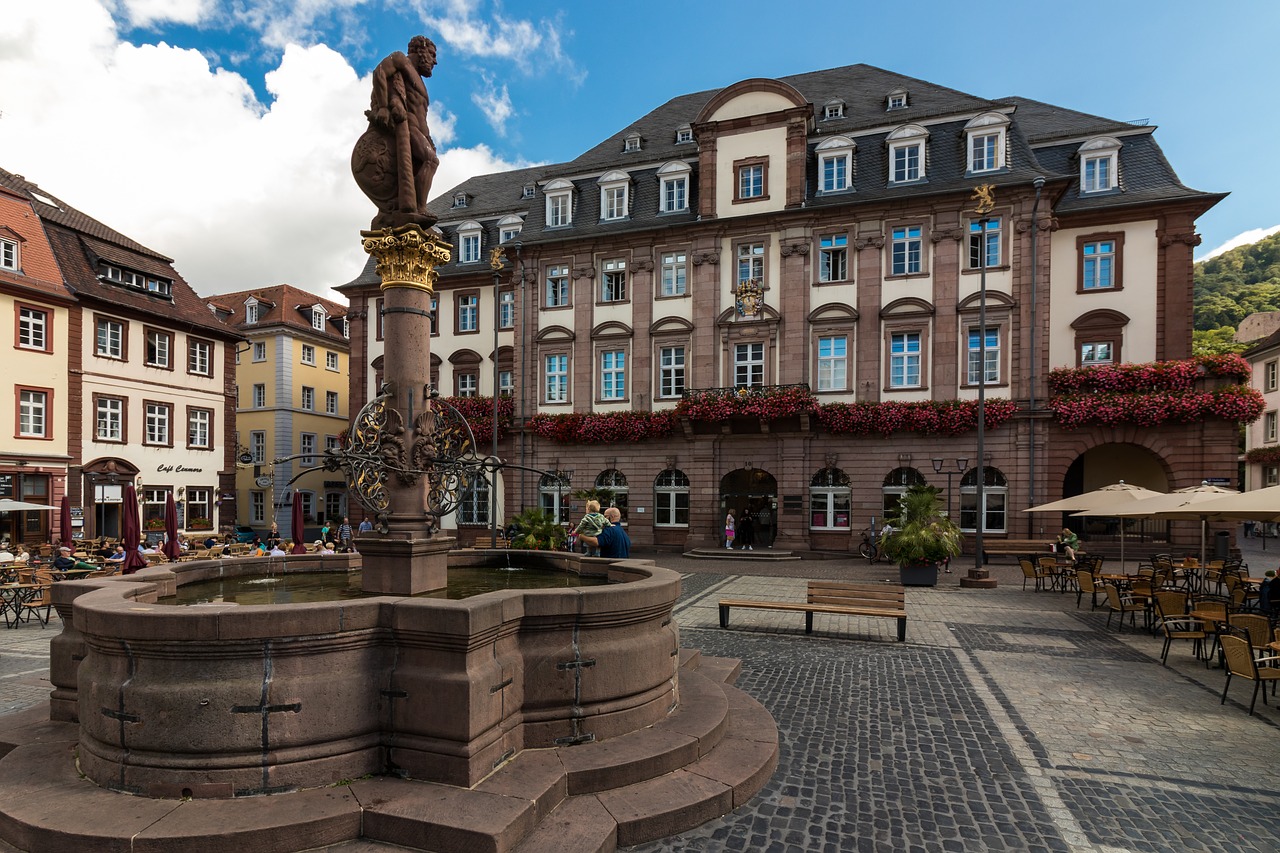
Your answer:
[724,511,736,550]
[579,507,630,558]
[337,517,354,553]
[737,511,756,551]
[358,517,374,534]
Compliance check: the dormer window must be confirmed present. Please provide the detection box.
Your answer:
[457,220,483,263]
[886,89,909,110]
[544,179,574,228]
[964,113,1010,174]
[0,232,20,271]
[311,305,326,331]
[675,125,693,144]
[99,262,172,298]
[452,192,468,208]
[598,171,631,222]
[623,132,642,153]
[338,317,349,339]
[657,162,691,213]
[886,125,929,184]
[1079,136,1122,194]
[522,184,535,199]
[245,300,259,324]
[821,100,845,121]
[816,136,856,194]
[497,214,523,244]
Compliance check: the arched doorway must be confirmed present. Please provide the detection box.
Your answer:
[720,467,777,546]
[1061,444,1170,546]
[82,458,141,541]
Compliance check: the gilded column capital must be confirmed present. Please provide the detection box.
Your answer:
[361,225,452,293]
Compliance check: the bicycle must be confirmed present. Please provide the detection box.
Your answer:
[858,529,879,563]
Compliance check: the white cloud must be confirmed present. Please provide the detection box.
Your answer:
[0,0,531,301]
[471,74,514,136]
[408,0,582,81]
[1197,224,1280,263]
[122,0,216,28]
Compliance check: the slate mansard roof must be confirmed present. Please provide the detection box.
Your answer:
[422,63,1222,278]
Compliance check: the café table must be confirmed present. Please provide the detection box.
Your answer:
[50,568,96,582]
[0,582,40,628]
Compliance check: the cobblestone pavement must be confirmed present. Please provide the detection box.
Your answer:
[3,544,1279,852]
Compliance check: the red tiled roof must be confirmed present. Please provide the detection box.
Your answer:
[218,284,350,345]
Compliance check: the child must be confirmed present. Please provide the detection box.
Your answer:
[724,511,736,550]
[575,500,610,557]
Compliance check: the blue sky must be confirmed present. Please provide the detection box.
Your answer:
[2,0,1276,299]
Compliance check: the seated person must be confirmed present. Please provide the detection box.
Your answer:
[0,547,13,563]
[53,547,78,572]
[319,541,336,555]
[268,542,287,557]
[203,536,218,550]
[105,546,128,567]
[1056,528,1080,562]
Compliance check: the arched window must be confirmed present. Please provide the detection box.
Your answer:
[810,468,851,530]
[457,472,490,525]
[539,472,570,524]
[596,469,629,523]
[654,470,690,527]
[959,466,1007,533]
[882,467,926,518]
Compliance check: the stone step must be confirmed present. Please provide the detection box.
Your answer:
[682,549,800,561]
[690,655,742,685]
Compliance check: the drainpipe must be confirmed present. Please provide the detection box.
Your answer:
[1028,176,1045,536]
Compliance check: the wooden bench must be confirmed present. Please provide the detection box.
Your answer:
[981,539,1054,562]
[718,581,907,641]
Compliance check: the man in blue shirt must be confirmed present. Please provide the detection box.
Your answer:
[580,507,630,558]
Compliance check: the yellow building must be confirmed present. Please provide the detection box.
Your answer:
[214,286,349,543]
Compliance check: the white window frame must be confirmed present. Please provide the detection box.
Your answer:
[499,290,515,328]
[458,293,479,331]
[1080,342,1113,365]
[966,326,1000,386]
[245,301,259,324]
[819,234,848,282]
[1082,240,1116,290]
[545,265,569,307]
[18,390,46,437]
[300,432,316,466]
[737,242,765,287]
[1078,137,1121,193]
[816,136,855,194]
[810,468,852,530]
[734,342,764,388]
[326,390,339,414]
[738,163,764,199]
[1266,411,1278,444]
[674,126,693,144]
[0,237,17,271]
[658,345,686,398]
[301,344,315,365]
[600,350,626,400]
[96,397,122,441]
[145,329,171,368]
[968,218,1002,269]
[886,90,908,110]
[96,318,124,359]
[250,431,266,463]
[301,386,315,410]
[960,467,1008,533]
[544,354,568,403]
[661,252,688,296]
[188,408,210,448]
[311,306,326,331]
[189,339,211,375]
[887,125,929,184]
[253,383,266,408]
[890,332,922,388]
[657,162,691,213]
[498,370,514,397]
[545,179,574,227]
[144,402,170,445]
[654,470,690,527]
[326,351,338,371]
[816,336,848,392]
[1267,360,1279,393]
[457,373,478,397]
[18,307,47,350]
[497,214,523,244]
[891,226,923,275]
[598,171,630,222]
[601,258,627,302]
[252,341,266,361]
[458,221,482,263]
[964,113,1009,174]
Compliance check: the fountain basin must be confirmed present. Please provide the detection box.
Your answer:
[50,551,681,797]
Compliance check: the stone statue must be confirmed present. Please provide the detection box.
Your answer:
[352,36,441,230]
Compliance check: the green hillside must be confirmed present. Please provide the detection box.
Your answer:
[1193,230,1280,353]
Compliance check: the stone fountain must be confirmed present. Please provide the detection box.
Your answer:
[0,36,778,853]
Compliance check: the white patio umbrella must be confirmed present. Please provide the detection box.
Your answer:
[1098,482,1239,567]
[1168,483,1280,522]
[1025,481,1164,570]
[0,498,58,511]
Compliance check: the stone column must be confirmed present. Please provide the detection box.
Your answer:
[357,224,456,595]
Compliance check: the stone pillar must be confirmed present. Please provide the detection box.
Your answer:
[358,225,456,595]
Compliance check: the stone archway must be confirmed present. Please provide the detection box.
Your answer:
[1060,443,1171,547]
[719,467,778,547]
[81,458,141,541]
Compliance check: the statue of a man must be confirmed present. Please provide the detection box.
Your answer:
[352,36,441,230]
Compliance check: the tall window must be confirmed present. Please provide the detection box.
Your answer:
[250,431,266,463]
[457,473,490,524]
[301,344,315,365]
[661,174,687,212]
[738,162,764,199]
[1266,412,1278,444]
[187,489,212,530]
[458,294,479,331]
[146,329,171,368]
[816,336,847,391]
[253,383,266,407]
[18,307,47,351]
[602,185,628,220]
[0,238,17,270]
[966,327,999,385]
[253,341,266,361]
[891,226,922,275]
[600,350,626,400]
[890,332,921,388]
[499,290,515,328]
[968,218,1001,269]
[818,235,847,282]
[188,408,211,448]
[300,433,316,466]
[311,308,326,331]
[301,386,314,410]
[96,318,124,359]
[145,402,171,445]
[460,230,481,263]
[654,470,689,526]
[18,390,47,437]
[539,473,570,523]
[326,390,339,414]
[142,489,167,527]
[601,259,627,302]
[659,346,685,398]
[735,342,764,388]
[737,242,764,286]
[251,491,266,524]
[661,252,687,296]
[545,265,569,307]
[960,467,1007,533]
[457,373,478,397]
[547,191,571,227]
[430,296,438,334]
[819,144,852,192]
[882,467,926,517]
[96,397,123,441]
[1267,361,1279,393]
[188,339,211,375]
[810,468,852,530]
[596,469,629,523]
[498,370,514,397]
[245,303,259,324]
[326,351,339,370]
[1082,240,1116,289]
[970,133,1000,172]
[890,141,922,182]
[1082,151,1118,193]
[544,354,568,402]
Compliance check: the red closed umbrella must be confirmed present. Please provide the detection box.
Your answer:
[121,485,147,574]
[290,493,307,554]
[59,495,73,547]
[162,492,181,561]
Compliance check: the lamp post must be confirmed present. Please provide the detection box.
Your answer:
[971,184,996,572]
[488,247,506,548]
[931,456,969,520]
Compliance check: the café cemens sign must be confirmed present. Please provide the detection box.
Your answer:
[156,465,204,474]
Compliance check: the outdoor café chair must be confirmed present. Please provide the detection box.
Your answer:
[1076,569,1102,610]
[1154,591,1205,665]
[1104,584,1146,633]
[18,569,54,628]
[1219,632,1280,716]
[1019,559,1048,592]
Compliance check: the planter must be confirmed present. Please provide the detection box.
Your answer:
[899,561,939,587]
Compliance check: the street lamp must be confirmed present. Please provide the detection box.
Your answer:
[931,456,969,519]
[971,184,996,572]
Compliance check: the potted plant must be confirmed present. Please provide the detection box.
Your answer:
[509,507,567,551]
[882,485,962,587]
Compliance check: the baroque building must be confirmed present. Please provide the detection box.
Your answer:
[341,64,1231,552]
[0,168,240,545]
[213,286,350,543]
